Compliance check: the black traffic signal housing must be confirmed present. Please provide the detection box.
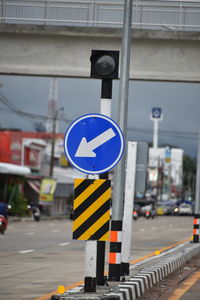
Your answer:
[90,50,119,79]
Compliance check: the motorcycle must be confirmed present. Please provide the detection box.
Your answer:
[132,210,138,220]
[145,209,156,219]
[32,207,40,222]
[0,215,7,234]
[145,210,150,219]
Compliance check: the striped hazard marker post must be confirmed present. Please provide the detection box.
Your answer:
[108,220,122,281]
[73,178,111,292]
[193,130,200,243]
[193,214,200,243]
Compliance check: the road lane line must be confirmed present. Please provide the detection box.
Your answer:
[140,229,146,232]
[52,230,60,233]
[26,232,35,235]
[167,271,200,300]
[19,249,35,254]
[130,237,191,265]
[59,242,70,246]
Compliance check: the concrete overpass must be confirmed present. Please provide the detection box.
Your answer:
[0,24,200,82]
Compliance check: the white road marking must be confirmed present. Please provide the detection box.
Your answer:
[59,242,70,246]
[19,249,35,254]
[140,228,146,232]
[49,223,55,226]
[26,232,35,235]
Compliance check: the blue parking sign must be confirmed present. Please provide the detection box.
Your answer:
[152,107,162,119]
[64,114,124,174]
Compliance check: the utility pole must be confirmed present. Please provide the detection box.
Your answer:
[49,111,57,177]
[49,107,63,177]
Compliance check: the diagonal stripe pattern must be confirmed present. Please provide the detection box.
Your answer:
[73,179,111,241]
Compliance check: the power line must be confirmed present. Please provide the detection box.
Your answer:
[0,92,72,123]
[0,91,198,141]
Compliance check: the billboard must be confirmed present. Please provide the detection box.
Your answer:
[39,178,57,204]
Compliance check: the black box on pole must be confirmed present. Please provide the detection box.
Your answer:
[90,50,119,79]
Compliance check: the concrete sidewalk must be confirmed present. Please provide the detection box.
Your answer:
[50,241,200,300]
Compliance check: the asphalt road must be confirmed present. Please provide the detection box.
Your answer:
[0,216,193,300]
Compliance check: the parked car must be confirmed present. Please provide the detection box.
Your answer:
[178,203,193,215]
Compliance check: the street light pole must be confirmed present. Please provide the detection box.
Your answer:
[108,0,133,281]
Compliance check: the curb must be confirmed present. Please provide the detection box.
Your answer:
[104,243,200,300]
[53,243,200,300]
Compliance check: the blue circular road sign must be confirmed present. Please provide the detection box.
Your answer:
[64,114,124,174]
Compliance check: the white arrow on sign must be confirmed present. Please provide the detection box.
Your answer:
[75,128,116,157]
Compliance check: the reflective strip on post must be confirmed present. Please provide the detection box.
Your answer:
[108,220,122,281]
[193,214,200,243]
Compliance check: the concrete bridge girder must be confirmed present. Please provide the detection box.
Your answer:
[0,25,200,82]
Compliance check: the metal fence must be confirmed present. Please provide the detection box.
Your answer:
[1,0,200,31]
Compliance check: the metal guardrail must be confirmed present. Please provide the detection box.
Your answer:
[0,0,200,31]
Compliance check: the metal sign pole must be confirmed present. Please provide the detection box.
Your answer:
[96,78,112,285]
[108,0,133,281]
[153,119,158,149]
[84,239,97,292]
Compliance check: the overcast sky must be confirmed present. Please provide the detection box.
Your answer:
[0,75,200,158]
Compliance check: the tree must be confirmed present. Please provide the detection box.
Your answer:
[183,155,196,200]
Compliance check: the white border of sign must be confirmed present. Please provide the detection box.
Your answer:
[64,113,124,174]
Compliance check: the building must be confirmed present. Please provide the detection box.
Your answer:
[148,147,184,199]
[0,129,64,174]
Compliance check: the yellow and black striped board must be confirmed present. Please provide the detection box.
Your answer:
[72,178,111,241]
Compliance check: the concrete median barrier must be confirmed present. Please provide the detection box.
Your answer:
[51,242,200,300]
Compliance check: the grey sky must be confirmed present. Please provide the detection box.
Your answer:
[0,75,200,158]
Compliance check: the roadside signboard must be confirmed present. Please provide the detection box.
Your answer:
[135,142,148,194]
[64,114,124,174]
[165,147,171,164]
[39,178,57,204]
